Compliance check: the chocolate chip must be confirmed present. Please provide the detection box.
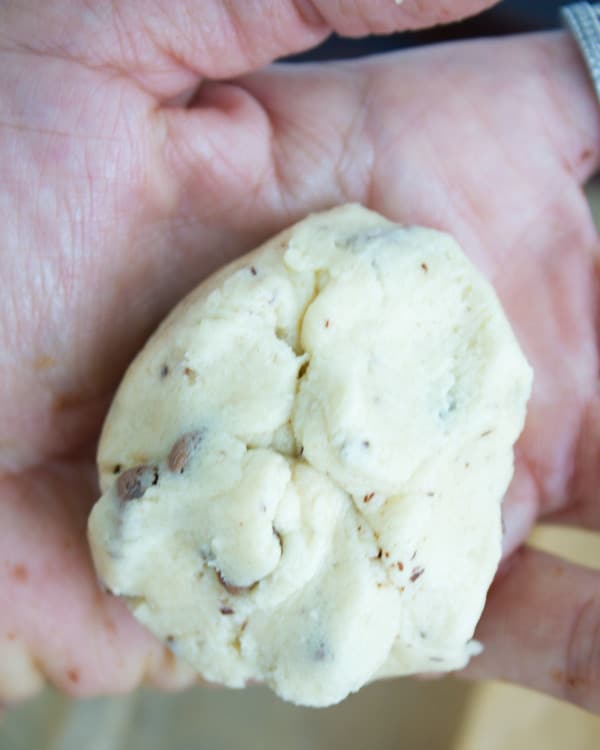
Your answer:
[168,430,203,474]
[112,464,122,475]
[116,465,158,501]
[363,492,375,504]
[410,566,425,583]
[421,262,429,272]
[160,364,170,379]
[250,266,257,276]
[220,607,234,615]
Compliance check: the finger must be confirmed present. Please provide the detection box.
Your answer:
[500,457,539,558]
[544,387,600,531]
[0,463,195,697]
[462,547,600,714]
[7,0,499,99]
[310,0,500,34]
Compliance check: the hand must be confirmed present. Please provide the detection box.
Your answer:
[1,0,598,711]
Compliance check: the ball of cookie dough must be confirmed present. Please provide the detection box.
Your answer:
[88,204,532,707]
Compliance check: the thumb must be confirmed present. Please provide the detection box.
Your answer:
[11,0,500,99]
[462,547,600,714]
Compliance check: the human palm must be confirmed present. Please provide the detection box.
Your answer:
[1,0,598,711]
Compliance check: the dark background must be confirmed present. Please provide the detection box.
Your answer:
[292,0,565,60]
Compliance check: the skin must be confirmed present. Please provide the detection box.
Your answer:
[0,0,599,712]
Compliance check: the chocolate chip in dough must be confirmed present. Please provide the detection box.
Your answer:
[117,465,158,501]
[168,430,204,474]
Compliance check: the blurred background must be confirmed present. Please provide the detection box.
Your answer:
[2,1,600,748]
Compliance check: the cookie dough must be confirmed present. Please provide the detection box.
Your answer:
[88,204,532,706]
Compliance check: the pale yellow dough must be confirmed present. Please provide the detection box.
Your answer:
[88,205,532,706]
